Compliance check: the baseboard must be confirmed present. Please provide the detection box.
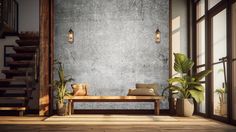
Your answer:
[0,109,170,116]
[53,109,170,115]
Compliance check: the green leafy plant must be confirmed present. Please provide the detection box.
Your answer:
[215,68,227,105]
[54,60,73,104]
[215,87,226,105]
[162,53,211,103]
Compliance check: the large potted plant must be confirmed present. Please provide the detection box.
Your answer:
[54,60,73,116]
[163,53,211,116]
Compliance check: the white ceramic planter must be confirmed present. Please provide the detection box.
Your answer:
[176,98,194,117]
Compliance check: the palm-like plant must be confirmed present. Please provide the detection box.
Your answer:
[54,60,73,104]
[163,53,211,103]
[215,87,226,105]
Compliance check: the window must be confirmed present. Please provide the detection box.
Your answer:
[196,0,205,19]
[195,0,206,114]
[208,0,222,10]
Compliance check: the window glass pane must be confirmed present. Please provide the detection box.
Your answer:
[196,20,205,65]
[198,83,206,113]
[233,61,236,120]
[196,0,205,19]
[208,0,221,10]
[197,67,206,81]
[232,2,236,120]
[212,9,227,117]
[212,9,226,63]
[197,66,206,113]
[213,63,227,117]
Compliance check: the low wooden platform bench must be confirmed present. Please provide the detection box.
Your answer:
[64,96,164,115]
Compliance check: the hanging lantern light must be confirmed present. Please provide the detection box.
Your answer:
[155,29,161,43]
[68,28,74,44]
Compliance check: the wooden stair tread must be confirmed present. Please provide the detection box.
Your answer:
[2,69,33,76]
[18,35,39,40]
[13,46,37,53]
[0,93,31,100]
[2,69,31,73]
[6,60,35,67]
[0,107,26,111]
[18,32,39,40]
[6,53,34,60]
[0,103,26,112]
[0,78,28,82]
[0,87,34,91]
[15,40,39,46]
[0,84,26,88]
[0,103,24,107]
[6,53,34,57]
[0,93,26,97]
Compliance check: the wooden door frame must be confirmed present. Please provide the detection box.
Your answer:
[207,2,228,122]
[39,0,54,116]
[230,0,236,125]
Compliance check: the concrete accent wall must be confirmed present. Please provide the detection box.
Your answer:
[55,0,169,109]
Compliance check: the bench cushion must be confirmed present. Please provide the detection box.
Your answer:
[136,83,160,95]
[127,88,155,96]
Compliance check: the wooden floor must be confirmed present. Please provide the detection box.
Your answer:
[0,115,236,132]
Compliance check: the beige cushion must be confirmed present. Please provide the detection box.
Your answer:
[71,83,89,96]
[136,83,159,95]
[127,88,155,96]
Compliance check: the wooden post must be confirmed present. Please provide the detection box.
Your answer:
[71,100,74,114]
[68,99,72,115]
[39,0,50,116]
[154,100,160,115]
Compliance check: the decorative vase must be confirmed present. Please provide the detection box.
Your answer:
[57,101,67,116]
[176,98,194,117]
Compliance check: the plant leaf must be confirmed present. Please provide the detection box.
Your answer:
[194,70,212,82]
[174,53,194,73]
[189,89,204,103]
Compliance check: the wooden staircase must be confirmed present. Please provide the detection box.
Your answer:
[0,32,39,116]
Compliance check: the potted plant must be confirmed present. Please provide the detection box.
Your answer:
[162,53,211,116]
[54,60,73,116]
[215,86,227,116]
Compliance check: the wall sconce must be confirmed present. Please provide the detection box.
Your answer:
[68,28,74,44]
[155,29,161,43]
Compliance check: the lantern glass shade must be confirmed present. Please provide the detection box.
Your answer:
[155,29,161,43]
[68,29,74,44]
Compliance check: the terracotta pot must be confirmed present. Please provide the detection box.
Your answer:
[57,102,67,116]
[220,103,227,116]
[176,98,194,117]
[71,83,88,96]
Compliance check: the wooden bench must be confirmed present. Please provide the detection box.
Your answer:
[64,96,164,115]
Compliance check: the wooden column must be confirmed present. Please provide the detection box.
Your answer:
[49,0,54,116]
[39,0,50,116]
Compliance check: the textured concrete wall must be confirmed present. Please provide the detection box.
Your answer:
[55,0,169,109]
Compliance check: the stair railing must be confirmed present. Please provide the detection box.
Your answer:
[3,45,14,66]
[0,0,18,36]
[34,48,39,81]
[24,47,39,109]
